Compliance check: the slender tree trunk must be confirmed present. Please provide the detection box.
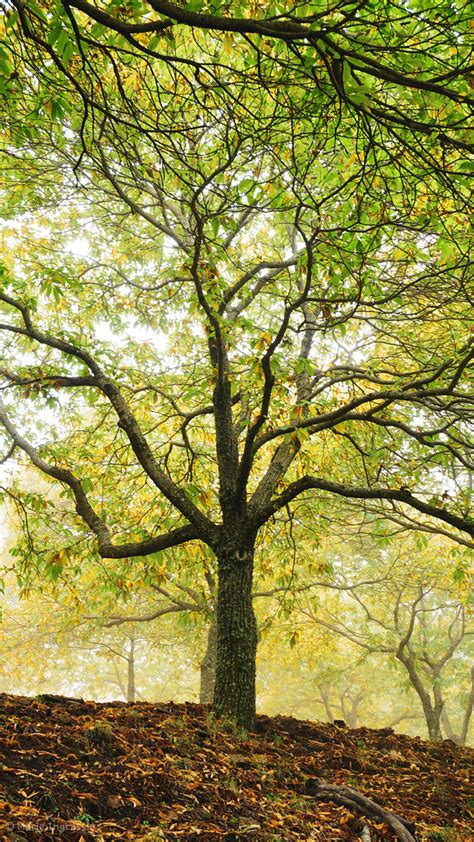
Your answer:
[430,677,445,742]
[442,669,474,746]
[343,691,363,729]
[127,637,136,703]
[424,709,443,741]
[200,616,217,705]
[397,652,443,741]
[213,541,257,730]
[460,666,474,746]
[441,708,458,743]
[317,684,336,722]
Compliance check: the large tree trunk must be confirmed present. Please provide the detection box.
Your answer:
[213,542,257,730]
[200,617,217,705]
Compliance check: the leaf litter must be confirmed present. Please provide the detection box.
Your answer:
[0,693,472,840]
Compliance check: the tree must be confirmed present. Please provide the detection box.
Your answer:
[0,573,202,702]
[0,0,472,729]
[98,563,218,703]
[257,634,424,734]
[299,536,473,743]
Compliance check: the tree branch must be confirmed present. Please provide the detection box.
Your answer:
[66,0,173,35]
[0,293,215,539]
[256,475,474,539]
[0,399,200,558]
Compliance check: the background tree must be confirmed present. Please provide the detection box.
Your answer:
[298,534,473,743]
[257,633,424,734]
[0,577,202,702]
[0,0,472,728]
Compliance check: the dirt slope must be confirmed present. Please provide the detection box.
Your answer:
[0,693,472,841]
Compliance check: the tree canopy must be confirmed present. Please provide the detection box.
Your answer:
[0,0,473,728]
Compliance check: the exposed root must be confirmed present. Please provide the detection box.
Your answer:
[305,778,416,842]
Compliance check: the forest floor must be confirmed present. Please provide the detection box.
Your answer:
[0,693,472,841]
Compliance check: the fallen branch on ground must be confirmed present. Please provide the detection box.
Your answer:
[304,778,416,842]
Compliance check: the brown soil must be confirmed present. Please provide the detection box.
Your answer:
[0,693,472,840]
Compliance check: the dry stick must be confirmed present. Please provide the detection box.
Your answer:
[307,780,416,842]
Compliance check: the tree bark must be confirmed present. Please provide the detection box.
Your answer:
[127,637,136,703]
[200,617,217,705]
[213,541,257,730]
[305,780,416,842]
[425,709,443,742]
[441,708,458,742]
[396,651,443,741]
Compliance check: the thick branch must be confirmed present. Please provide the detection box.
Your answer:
[256,475,474,539]
[66,0,172,34]
[0,398,112,548]
[99,525,199,559]
[0,401,200,557]
[0,294,214,538]
[144,0,315,39]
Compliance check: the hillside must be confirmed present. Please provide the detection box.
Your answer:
[0,693,472,841]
